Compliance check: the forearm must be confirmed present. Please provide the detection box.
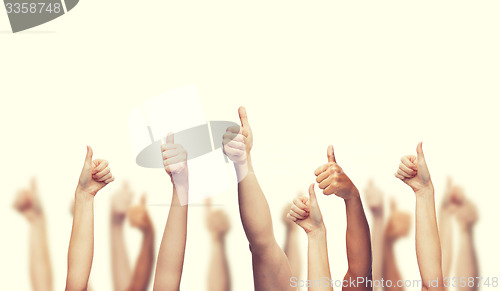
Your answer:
[129,228,155,291]
[438,209,453,278]
[66,190,94,291]
[345,194,372,277]
[307,227,333,291]
[415,188,443,290]
[382,239,404,291]
[110,221,132,291]
[235,157,277,250]
[371,215,384,285]
[153,187,188,291]
[455,228,478,291]
[30,217,53,291]
[207,238,231,291]
[284,228,302,279]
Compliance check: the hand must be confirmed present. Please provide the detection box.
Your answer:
[77,146,115,196]
[282,199,300,231]
[440,177,458,214]
[364,179,384,217]
[395,142,432,193]
[128,194,153,232]
[13,178,43,222]
[205,198,230,239]
[451,188,478,230]
[161,133,188,186]
[287,184,324,234]
[314,145,359,199]
[385,199,411,241]
[111,182,134,224]
[222,106,253,165]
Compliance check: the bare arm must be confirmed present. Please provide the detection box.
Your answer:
[66,146,114,291]
[438,179,455,279]
[364,181,384,289]
[153,133,188,291]
[283,204,302,279]
[395,142,444,291]
[206,200,231,291]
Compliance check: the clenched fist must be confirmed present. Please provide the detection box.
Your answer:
[161,133,188,186]
[287,184,324,234]
[314,145,359,199]
[77,146,114,196]
[128,195,153,232]
[364,180,384,217]
[395,142,432,193]
[205,198,230,239]
[385,199,411,241]
[111,182,134,224]
[13,178,43,222]
[451,188,478,230]
[222,106,253,165]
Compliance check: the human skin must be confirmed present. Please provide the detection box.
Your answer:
[382,199,411,291]
[438,178,456,280]
[13,178,53,291]
[314,146,372,291]
[66,146,115,291]
[364,180,384,291]
[222,107,294,291]
[394,142,444,291]
[282,201,302,280]
[205,198,231,291]
[287,184,333,291]
[152,133,189,291]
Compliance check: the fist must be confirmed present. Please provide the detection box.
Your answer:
[161,133,188,184]
[364,180,384,216]
[222,106,253,164]
[78,146,114,196]
[128,195,153,232]
[395,142,432,193]
[13,178,42,221]
[205,199,230,238]
[385,199,411,241]
[451,188,478,230]
[314,145,359,199]
[111,182,134,223]
[287,184,324,234]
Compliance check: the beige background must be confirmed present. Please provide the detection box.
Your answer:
[1,1,499,290]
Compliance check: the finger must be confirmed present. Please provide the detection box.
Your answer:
[308,183,318,203]
[397,168,413,178]
[225,140,246,151]
[140,194,146,205]
[30,178,37,194]
[93,160,109,174]
[390,197,397,212]
[315,169,331,184]
[93,167,110,179]
[399,163,416,176]
[84,146,93,167]
[323,184,335,195]
[164,154,187,166]
[166,132,174,144]
[97,172,113,182]
[327,145,336,163]
[318,175,334,190]
[163,149,184,159]
[416,142,426,164]
[287,213,297,222]
[289,209,307,220]
[394,172,405,180]
[401,156,418,171]
[223,146,245,158]
[314,164,329,176]
[104,176,115,184]
[291,204,308,216]
[446,176,453,189]
[226,126,241,134]
[238,106,251,129]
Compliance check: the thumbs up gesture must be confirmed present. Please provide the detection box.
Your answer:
[395,142,432,193]
[161,133,188,185]
[128,194,153,232]
[13,178,43,222]
[223,106,253,164]
[314,145,359,200]
[287,184,325,234]
[111,182,134,224]
[364,180,384,217]
[77,146,114,196]
[385,199,411,241]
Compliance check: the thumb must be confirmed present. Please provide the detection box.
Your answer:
[166,132,174,144]
[140,193,147,205]
[390,197,397,212]
[416,142,426,164]
[327,145,336,163]
[85,146,93,166]
[30,177,37,194]
[308,183,317,204]
[238,106,251,129]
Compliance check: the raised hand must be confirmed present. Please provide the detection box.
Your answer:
[222,106,253,165]
[451,188,478,230]
[13,178,43,222]
[161,133,188,186]
[314,145,359,199]
[128,194,153,232]
[385,199,411,241]
[111,181,133,224]
[287,184,324,234]
[395,142,432,193]
[205,198,230,239]
[77,146,114,196]
[364,179,384,217]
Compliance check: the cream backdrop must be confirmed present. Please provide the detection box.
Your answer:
[1,1,499,290]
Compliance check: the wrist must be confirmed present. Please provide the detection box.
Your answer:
[307,224,326,238]
[75,186,95,200]
[414,185,434,197]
